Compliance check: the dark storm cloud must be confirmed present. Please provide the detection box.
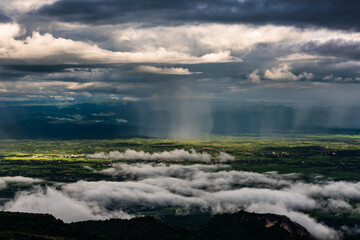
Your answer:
[0,0,359,131]
[35,0,360,29]
[0,10,11,22]
[303,39,360,60]
[2,64,128,74]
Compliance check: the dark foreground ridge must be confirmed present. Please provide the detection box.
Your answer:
[0,210,314,240]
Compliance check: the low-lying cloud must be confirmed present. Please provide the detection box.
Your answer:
[4,186,132,222]
[4,164,360,239]
[0,176,42,190]
[88,149,234,163]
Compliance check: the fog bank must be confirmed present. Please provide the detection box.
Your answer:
[3,164,358,239]
[88,149,234,162]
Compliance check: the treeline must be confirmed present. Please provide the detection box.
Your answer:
[0,211,314,240]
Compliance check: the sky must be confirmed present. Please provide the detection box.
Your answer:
[0,0,360,138]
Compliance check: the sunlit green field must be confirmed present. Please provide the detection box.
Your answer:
[0,134,359,181]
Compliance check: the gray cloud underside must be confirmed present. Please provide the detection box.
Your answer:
[33,0,360,30]
[303,39,360,60]
[0,11,10,22]
[4,164,360,239]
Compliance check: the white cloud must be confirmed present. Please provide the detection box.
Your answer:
[0,176,42,190]
[217,152,235,162]
[321,75,355,82]
[264,63,314,81]
[135,65,200,75]
[248,69,261,83]
[88,149,213,162]
[96,164,291,190]
[116,119,128,123]
[211,188,316,211]
[289,181,360,199]
[0,80,134,96]
[114,24,360,54]
[327,199,352,210]
[332,60,360,70]
[4,187,132,223]
[0,0,57,13]
[276,53,334,62]
[122,96,139,101]
[88,149,235,163]
[323,75,334,81]
[2,23,359,67]
[0,23,237,65]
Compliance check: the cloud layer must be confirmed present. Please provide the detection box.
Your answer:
[1,20,360,107]
[5,163,360,239]
[0,0,359,119]
[0,176,42,190]
[0,23,237,65]
[88,149,234,162]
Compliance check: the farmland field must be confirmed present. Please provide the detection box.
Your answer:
[1,134,359,181]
